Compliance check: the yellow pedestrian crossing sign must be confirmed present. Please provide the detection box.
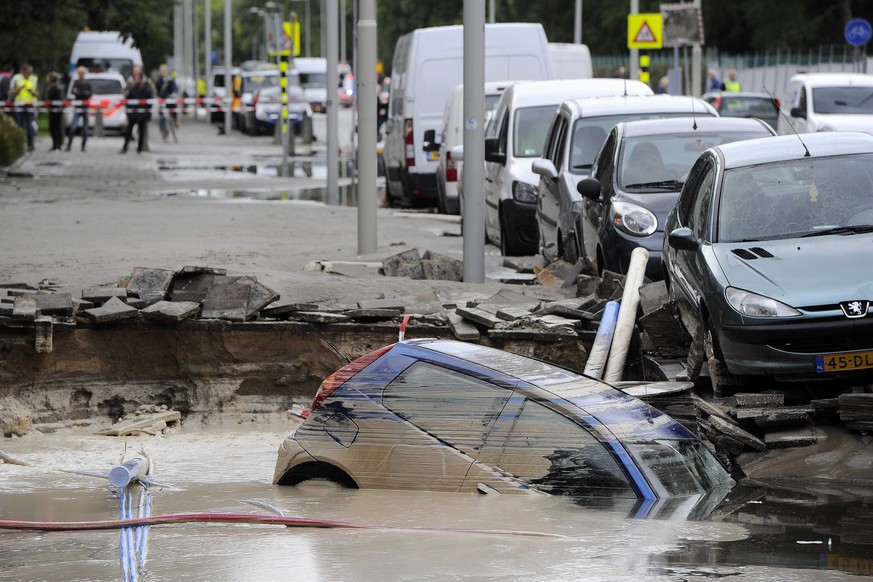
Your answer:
[628,13,663,49]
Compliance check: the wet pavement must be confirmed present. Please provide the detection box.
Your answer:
[2,422,872,581]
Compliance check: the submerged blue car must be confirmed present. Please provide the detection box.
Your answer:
[273,339,733,501]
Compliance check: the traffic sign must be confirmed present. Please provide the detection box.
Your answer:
[628,14,663,50]
[845,18,872,47]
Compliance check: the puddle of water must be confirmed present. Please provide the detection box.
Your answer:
[181,184,369,206]
[2,427,872,580]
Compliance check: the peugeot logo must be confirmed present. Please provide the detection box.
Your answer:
[840,300,870,319]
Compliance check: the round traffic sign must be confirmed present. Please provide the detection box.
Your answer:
[845,18,872,47]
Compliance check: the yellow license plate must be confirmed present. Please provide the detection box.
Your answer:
[815,350,873,373]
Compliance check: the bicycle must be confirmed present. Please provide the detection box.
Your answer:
[158,102,179,143]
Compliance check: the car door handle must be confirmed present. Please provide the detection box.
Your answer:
[485,177,493,183]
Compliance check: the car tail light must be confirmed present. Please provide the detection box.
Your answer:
[712,96,722,110]
[446,150,457,182]
[404,118,415,167]
[774,98,781,108]
[306,344,395,415]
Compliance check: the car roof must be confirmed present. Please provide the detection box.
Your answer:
[789,72,873,87]
[702,91,775,100]
[715,131,873,169]
[503,78,653,107]
[616,116,774,138]
[560,94,717,119]
[404,339,692,441]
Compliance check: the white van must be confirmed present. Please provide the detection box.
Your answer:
[778,73,873,135]
[294,57,328,112]
[548,43,593,80]
[383,23,554,208]
[483,79,653,255]
[436,81,510,215]
[69,31,143,80]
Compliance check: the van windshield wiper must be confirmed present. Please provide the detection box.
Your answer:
[801,224,873,237]
[623,179,684,191]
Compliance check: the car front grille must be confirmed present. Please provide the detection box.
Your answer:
[768,332,873,354]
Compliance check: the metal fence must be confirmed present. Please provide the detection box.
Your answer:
[594,44,871,99]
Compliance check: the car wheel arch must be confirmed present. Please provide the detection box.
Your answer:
[276,460,358,488]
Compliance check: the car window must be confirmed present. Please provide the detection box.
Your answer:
[382,362,511,456]
[717,153,873,242]
[677,157,710,226]
[478,398,635,498]
[553,118,568,171]
[718,97,778,119]
[543,115,567,166]
[686,162,715,240]
[496,110,509,155]
[625,439,730,497]
[619,133,763,191]
[812,86,873,114]
[243,74,279,93]
[591,131,616,183]
[798,87,807,113]
[88,79,124,95]
[513,105,557,157]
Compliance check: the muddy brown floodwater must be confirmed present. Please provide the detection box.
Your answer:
[1,418,872,581]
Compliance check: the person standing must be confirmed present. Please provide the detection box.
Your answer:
[724,70,742,92]
[66,66,92,152]
[707,68,724,92]
[9,63,38,152]
[45,72,65,151]
[121,69,153,154]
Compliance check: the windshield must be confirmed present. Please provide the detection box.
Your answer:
[718,153,873,242]
[626,440,733,497]
[242,74,278,93]
[300,72,326,89]
[88,79,124,95]
[570,112,708,173]
[717,96,779,123]
[513,105,558,157]
[812,86,873,114]
[618,132,766,191]
[76,58,134,80]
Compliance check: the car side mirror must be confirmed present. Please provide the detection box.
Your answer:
[451,144,464,162]
[423,129,439,151]
[577,178,602,200]
[531,159,558,181]
[790,106,806,119]
[484,137,505,165]
[668,227,700,251]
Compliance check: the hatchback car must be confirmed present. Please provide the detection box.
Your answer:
[63,70,127,133]
[702,91,780,129]
[273,339,733,501]
[663,132,873,396]
[242,79,311,136]
[533,95,718,263]
[778,73,873,135]
[575,116,775,280]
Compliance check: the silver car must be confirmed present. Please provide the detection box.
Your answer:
[533,95,717,263]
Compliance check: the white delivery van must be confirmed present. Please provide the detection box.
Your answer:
[778,73,873,135]
[436,81,511,215]
[294,57,328,112]
[548,43,593,80]
[69,31,143,80]
[383,23,554,208]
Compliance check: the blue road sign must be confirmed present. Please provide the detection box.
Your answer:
[845,18,872,47]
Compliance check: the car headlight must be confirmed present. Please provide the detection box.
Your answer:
[512,180,538,203]
[611,200,657,236]
[725,287,801,317]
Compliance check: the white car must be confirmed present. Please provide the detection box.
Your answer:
[435,81,509,215]
[63,70,128,133]
[244,80,312,136]
[483,79,653,256]
[778,73,873,135]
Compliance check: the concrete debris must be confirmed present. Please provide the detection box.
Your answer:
[34,315,52,353]
[732,392,785,408]
[638,280,668,315]
[446,312,480,341]
[170,271,215,303]
[838,393,873,431]
[382,248,423,279]
[82,286,128,304]
[33,292,73,316]
[126,267,174,303]
[323,261,383,277]
[12,295,38,323]
[421,250,464,282]
[141,300,201,323]
[704,415,768,452]
[501,256,544,273]
[532,259,576,288]
[346,308,403,321]
[455,306,503,329]
[0,400,32,437]
[97,409,182,436]
[576,274,598,298]
[125,298,147,309]
[237,276,279,315]
[291,311,352,324]
[261,301,320,319]
[201,278,251,321]
[177,265,227,276]
[763,428,818,449]
[596,271,626,300]
[358,298,406,312]
[82,296,140,323]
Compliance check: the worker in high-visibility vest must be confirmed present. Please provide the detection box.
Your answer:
[9,63,39,152]
[724,70,742,92]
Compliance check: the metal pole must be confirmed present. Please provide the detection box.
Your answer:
[574,0,582,44]
[326,0,339,205]
[691,0,702,96]
[630,0,639,81]
[205,0,212,98]
[340,0,346,63]
[357,0,377,254]
[489,0,495,23]
[193,0,200,96]
[306,0,312,56]
[174,5,182,72]
[224,0,232,134]
[462,0,485,284]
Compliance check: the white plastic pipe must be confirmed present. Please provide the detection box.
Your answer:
[109,457,150,488]
[584,300,619,379]
[603,247,649,382]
